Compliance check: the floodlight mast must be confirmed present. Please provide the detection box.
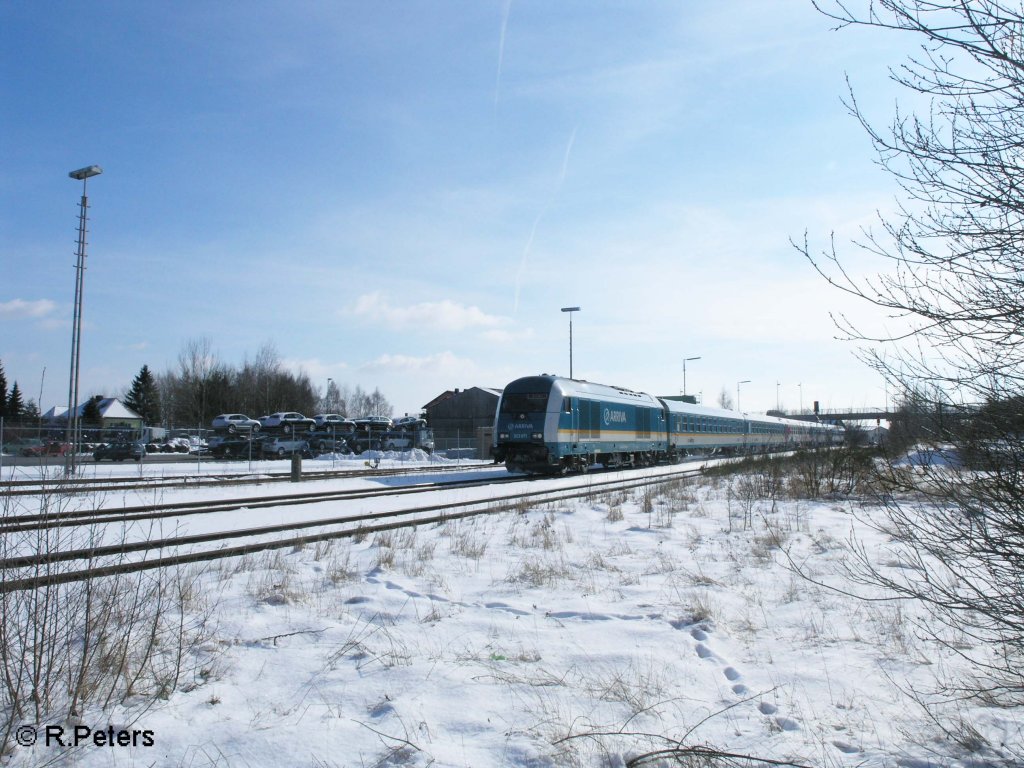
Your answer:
[64,165,102,476]
[736,379,751,413]
[560,307,581,379]
[683,356,701,397]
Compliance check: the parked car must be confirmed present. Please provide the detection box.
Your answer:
[313,414,356,431]
[261,437,312,458]
[21,441,73,457]
[93,441,145,462]
[260,412,316,433]
[392,416,427,431]
[353,416,393,431]
[211,413,262,434]
[208,434,266,458]
[311,435,353,454]
[158,437,191,453]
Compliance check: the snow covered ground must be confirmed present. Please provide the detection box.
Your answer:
[6,459,1023,767]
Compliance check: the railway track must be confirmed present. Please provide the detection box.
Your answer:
[0,464,704,592]
[0,471,522,534]
[0,461,495,497]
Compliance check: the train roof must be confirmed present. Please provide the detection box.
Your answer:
[662,400,843,430]
[504,375,843,431]
[510,375,663,408]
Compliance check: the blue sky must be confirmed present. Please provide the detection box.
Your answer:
[1,1,912,418]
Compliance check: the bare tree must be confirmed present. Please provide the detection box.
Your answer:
[158,340,324,428]
[717,387,734,411]
[801,0,1024,401]
[170,337,223,429]
[799,0,1024,728]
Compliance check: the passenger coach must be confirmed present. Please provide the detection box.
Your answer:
[493,374,843,474]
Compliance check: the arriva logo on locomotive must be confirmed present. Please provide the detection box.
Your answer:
[603,408,627,425]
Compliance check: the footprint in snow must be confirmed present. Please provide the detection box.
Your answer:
[775,716,801,731]
[368,700,394,719]
[384,580,422,598]
[832,741,860,754]
[758,702,778,715]
[485,602,530,616]
[695,643,714,659]
[723,666,741,681]
[547,611,612,621]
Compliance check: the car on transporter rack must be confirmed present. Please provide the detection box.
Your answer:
[313,413,356,431]
[261,437,312,458]
[259,412,317,433]
[211,413,262,433]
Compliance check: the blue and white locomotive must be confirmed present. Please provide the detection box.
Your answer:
[493,374,844,474]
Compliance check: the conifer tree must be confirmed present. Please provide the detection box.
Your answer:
[0,361,8,420]
[124,364,162,425]
[82,396,103,426]
[7,382,24,421]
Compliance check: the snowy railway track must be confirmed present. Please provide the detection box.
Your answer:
[0,461,493,497]
[0,472,525,534]
[0,465,702,592]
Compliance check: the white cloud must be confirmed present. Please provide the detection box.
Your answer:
[361,351,476,375]
[0,298,56,319]
[480,327,535,344]
[347,293,508,333]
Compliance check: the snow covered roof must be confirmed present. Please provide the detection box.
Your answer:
[94,398,142,420]
[42,398,142,422]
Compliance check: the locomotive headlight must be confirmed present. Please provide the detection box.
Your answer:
[532,432,543,440]
[499,433,509,440]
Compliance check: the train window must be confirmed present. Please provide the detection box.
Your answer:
[500,392,548,414]
[563,397,571,413]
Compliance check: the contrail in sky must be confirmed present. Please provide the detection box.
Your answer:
[495,0,511,106]
[514,126,578,314]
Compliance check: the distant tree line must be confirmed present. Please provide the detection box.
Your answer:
[153,339,393,429]
[1,340,395,432]
[0,359,39,423]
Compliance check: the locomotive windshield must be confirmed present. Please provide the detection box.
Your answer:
[500,392,548,414]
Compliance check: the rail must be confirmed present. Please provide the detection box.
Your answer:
[0,465,703,592]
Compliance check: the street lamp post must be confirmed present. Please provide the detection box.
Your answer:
[736,380,751,413]
[798,382,804,414]
[683,356,701,398]
[560,307,580,379]
[776,381,781,412]
[65,165,102,476]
